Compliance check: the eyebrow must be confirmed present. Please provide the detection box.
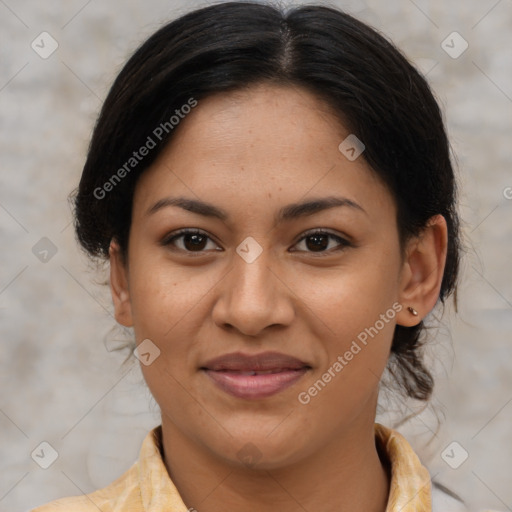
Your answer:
[146,195,367,224]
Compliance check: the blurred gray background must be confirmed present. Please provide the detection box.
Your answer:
[1,1,511,511]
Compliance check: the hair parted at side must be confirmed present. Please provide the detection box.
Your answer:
[73,1,461,402]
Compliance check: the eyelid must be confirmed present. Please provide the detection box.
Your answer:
[295,228,352,243]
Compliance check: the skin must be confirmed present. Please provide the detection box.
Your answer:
[109,83,448,512]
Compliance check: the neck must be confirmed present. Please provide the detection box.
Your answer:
[160,414,390,512]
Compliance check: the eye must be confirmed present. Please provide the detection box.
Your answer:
[291,229,352,255]
[161,228,352,255]
[160,229,221,253]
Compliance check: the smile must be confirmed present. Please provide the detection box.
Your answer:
[200,351,311,400]
[202,368,310,399]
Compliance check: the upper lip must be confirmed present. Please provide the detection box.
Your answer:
[201,351,310,372]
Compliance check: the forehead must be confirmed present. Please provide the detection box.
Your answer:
[177,83,345,155]
[132,83,394,221]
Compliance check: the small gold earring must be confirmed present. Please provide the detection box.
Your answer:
[407,306,418,316]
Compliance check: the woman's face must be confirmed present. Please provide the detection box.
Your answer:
[111,83,418,468]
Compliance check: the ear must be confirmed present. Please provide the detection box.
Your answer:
[109,239,134,327]
[396,214,448,327]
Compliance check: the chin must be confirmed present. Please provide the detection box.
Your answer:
[213,427,312,471]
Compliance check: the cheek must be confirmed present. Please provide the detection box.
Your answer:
[293,253,399,387]
[128,254,206,340]
[128,259,205,413]
[296,298,396,427]
[296,255,400,338]
[126,251,221,383]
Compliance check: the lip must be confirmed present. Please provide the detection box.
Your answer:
[201,351,311,400]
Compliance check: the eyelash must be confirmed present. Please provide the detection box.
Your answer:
[160,228,353,256]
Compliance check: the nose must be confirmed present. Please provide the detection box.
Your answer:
[211,245,295,337]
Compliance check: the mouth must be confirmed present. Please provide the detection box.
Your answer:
[200,351,311,400]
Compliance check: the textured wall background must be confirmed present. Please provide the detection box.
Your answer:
[1,1,511,511]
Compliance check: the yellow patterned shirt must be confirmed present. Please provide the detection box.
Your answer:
[31,423,467,512]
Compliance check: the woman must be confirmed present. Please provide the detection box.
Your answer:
[32,2,488,511]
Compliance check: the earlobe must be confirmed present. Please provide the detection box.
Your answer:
[109,240,134,327]
[396,215,448,327]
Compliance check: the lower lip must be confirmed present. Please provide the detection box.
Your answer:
[203,368,309,400]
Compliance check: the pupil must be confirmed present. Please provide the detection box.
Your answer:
[306,234,328,251]
[185,234,206,251]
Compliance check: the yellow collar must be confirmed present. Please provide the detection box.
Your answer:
[33,422,434,511]
[374,423,432,512]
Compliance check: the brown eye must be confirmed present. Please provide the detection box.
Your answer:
[182,233,208,251]
[305,233,329,251]
[161,229,220,253]
[292,230,351,254]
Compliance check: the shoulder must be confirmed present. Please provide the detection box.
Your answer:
[29,460,140,512]
[29,426,167,512]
